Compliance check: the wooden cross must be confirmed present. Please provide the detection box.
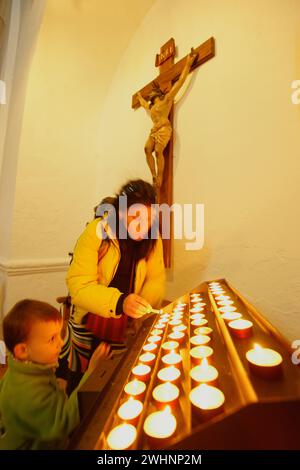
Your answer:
[132,37,215,267]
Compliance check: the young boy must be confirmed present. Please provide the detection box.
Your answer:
[0,299,109,450]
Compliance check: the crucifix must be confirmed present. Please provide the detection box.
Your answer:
[132,37,215,267]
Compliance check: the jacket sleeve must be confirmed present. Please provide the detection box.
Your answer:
[139,237,166,308]
[66,219,122,318]
[12,372,91,445]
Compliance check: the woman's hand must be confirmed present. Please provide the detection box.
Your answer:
[88,341,110,373]
[123,294,151,319]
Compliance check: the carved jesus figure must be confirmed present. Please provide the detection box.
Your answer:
[137,48,197,188]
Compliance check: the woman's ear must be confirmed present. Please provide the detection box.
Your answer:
[13,343,29,361]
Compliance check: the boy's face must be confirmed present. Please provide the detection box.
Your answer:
[22,320,63,365]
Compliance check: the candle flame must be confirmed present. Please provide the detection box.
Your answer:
[254,343,262,351]
[201,358,209,369]
[163,405,171,415]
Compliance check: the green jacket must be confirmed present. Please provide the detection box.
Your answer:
[0,356,88,449]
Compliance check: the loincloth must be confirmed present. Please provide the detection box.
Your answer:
[150,124,172,148]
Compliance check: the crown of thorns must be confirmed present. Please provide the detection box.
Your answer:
[148,81,165,100]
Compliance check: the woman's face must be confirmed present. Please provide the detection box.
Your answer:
[122,204,156,241]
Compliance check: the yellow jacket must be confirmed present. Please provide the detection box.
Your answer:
[66,218,165,324]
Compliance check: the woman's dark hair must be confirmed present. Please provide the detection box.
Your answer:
[95,179,159,260]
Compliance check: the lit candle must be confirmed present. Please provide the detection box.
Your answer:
[124,379,146,399]
[194,326,213,337]
[171,314,184,320]
[215,295,231,301]
[154,323,166,329]
[168,331,185,343]
[189,384,225,419]
[152,382,180,409]
[191,318,208,327]
[172,324,187,332]
[159,317,169,324]
[162,350,182,367]
[190,345,214,365]
[162,341,179,353]
[148,335,162,343]
[143,406,177,444]
[190,359,219,385]
[190,307,205,314]
[173,309,184,314]
[151,329,163,336]
[246,344,283,379]
[107,423,137,450]
[117,397,143,424]
[228,319,253,339]
[221,312,242,323]
[190,335,211,346]
[191,299,202,304]
[219,306,237,313]
[169,319,182,326]
[132,364,151,382]
[157,366,181,384]
[217,300,234,306]
[139,352,156,366]
[143,342,158,352]
[193,302,206,308]
[160,315,170,321]
[190,313,205,320]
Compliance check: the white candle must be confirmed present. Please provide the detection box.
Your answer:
[169,319,182,326]
[162,341,179,352]
[219,306,237,313]
[139,352,156,365]
[190,359,219,384]
[162,350,182,367]
[191,318,208,327]
[107,423,137,450]
[215,295,231,301]
[217,300,234,306]
[246,344,283,378]
[143,342,158,352]
[172,324,187,332]
[194,327,213,337]
[190,335,211,346]
[228,319,253,338]
[151,329,163,336]
[117,397,143,421]
[148,335,162,343]
[143,406,177,440]
[190,345,214,364]
[189,384,225,412]
[152,382,180,407]
[168,331,185,343]
[157,366,181,383]
[221,312,242,322]
[190,307,205,314]
[124,379,146,398]
[132,364,151,381]
[190,313,205,320]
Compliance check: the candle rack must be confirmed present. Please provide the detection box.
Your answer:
[69,279,300,450]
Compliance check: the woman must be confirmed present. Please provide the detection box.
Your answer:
[63,179,165,392]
